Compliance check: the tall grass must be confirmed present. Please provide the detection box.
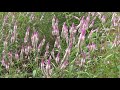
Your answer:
[0,12,120,78]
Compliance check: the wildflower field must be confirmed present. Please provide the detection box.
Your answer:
[0,12,120,78]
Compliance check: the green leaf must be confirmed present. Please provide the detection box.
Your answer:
[117,65,120,70]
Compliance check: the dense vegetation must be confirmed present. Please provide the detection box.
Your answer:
[0,12,120,78]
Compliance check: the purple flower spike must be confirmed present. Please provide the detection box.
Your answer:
[14,22,17,31]
[54,36,61,49]
[38,36,45,52]
[101,15,106,23]
[87,43,96,51]
[62,22,68,31]
[11,33,15,43]
[86,14,90,23]
[61,22,68,44]
[8,51,12,61]
[44,43,49,58]
[52,16,59,36]
[24,27,30,43]
[55,52,60,64]
[1,58,6,67]
[79,29,86,41]
[89,20,94,28]
[60,60,69,70]
[31,31,39,49]
[46,57,51,75]
[15,52,19,60]
[41,59,44,68]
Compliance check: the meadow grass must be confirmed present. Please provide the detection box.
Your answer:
[0,12,120,78]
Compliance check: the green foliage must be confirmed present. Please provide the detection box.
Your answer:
[0,12,120,78]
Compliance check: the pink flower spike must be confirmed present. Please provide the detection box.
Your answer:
[24,26,30,43]
[8,51,12,60]
[62,22,68,32]
[15,52,19,60]
[46,57,51,75]
[86,14,90,23]
[89,20,94,28]
[52,16,59,36]
[21,45,24,53]
[44,43,49,58]
[55,52,60,64]
[101,15,106,23]
[38,36,45,52]
[27,26,30,34]
[51,48,55,59]
[31,31,39,48]
[54,36,61,49]
[1,58,6,66]
[87,43,96,51]
[52,15,56,27]
[11,33,15,43]
[60,60,69,70]
[79,29,86,41]
[41,59,45,69]
[81,29,86,36]
[5,63,10,70]
[69,23,75,34]
[14,22,17,31]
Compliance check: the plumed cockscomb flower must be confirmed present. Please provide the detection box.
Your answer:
[14,22,17,31]
[77,16,85,31]
[61,22,69,44]
[31,31,39,49]
[15,52,19,60]
[44,43,50,58]
[8,51,13,64]
[86,14,90,23]
[89,20,94,28]
[51,48,55,59]
[52,16,59,36]
[60,60,69,70]
[1,58,6,67]
[11,33,15,43]
[101,15,106,23]
[45,56,52,78]
[38,36,45,52]
[25,45,32,55]
[20,45,24,59]
[69,23,77,44]
[1,58,10,70]
[55,52,60,64]
[24,26,30,43]
[79,29,86,41]
[54,36,61,49]
[82,20,88,30]
[87,43,96,51]
[46,57,51,71]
